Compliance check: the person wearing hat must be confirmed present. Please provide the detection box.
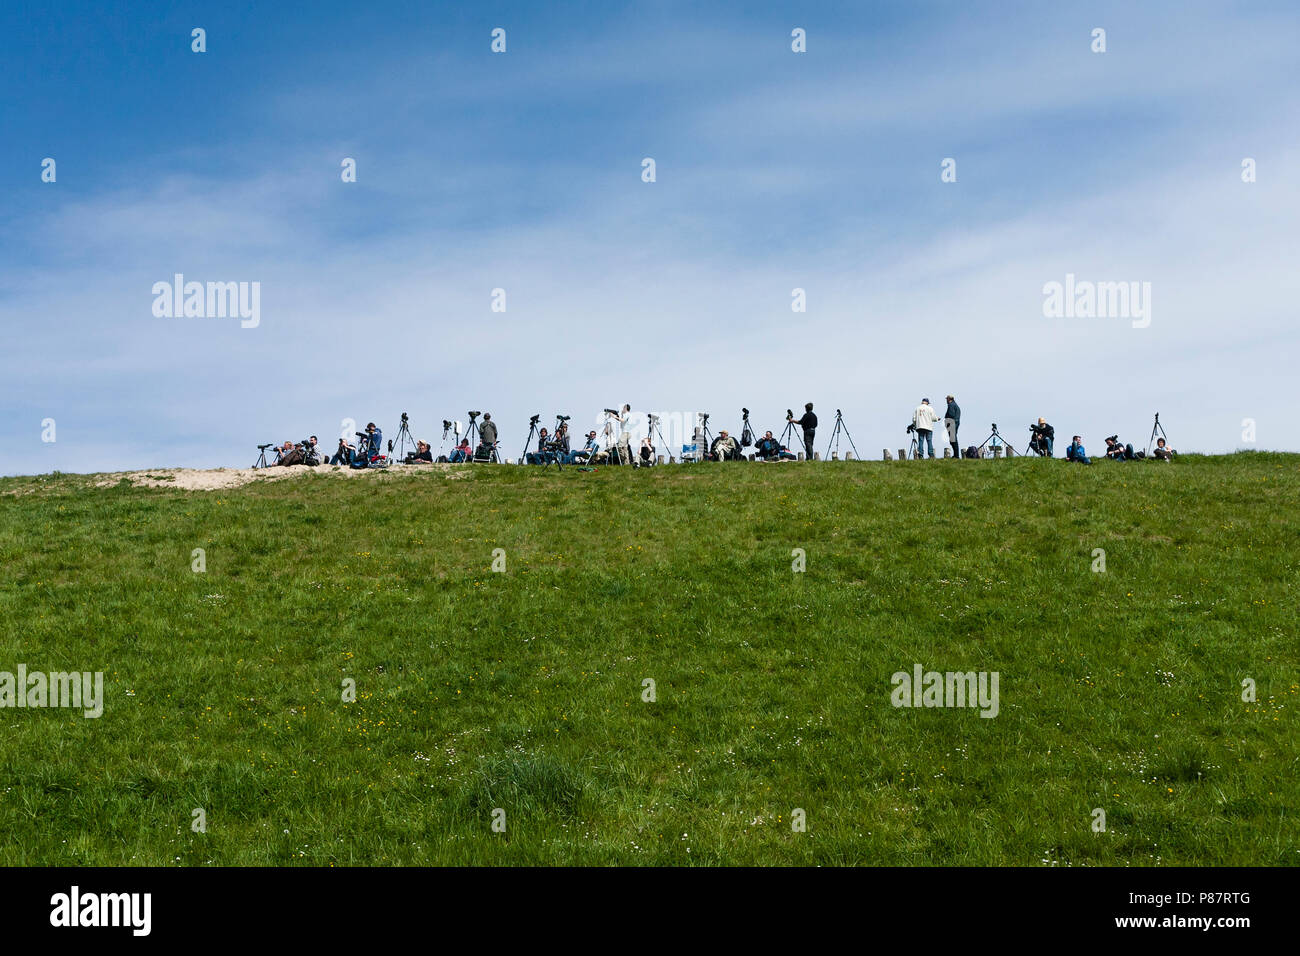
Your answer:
[712,429,740,461]
[350,422,383,468]
[912,398,941,459]
[406,440,433,463]
[1028,417,1055,457]
[943,395,961,459]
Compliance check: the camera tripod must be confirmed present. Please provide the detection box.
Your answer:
[390,413,415,461]
[520,415,542,463]
[824,409,860,460]
[253,443,273,468]
[779,418,806,458]
[649,414,671,463]
[977,423,1017,457]
[699,413,717,461]
[464,412,482,454]
[907,433,919,459]
[543,415,571,469]
[603,409,632,465]
[1146,412,1168,456]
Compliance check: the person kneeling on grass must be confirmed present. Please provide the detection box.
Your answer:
[1066,435,1091,464]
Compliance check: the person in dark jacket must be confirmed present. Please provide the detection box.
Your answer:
[944,395,961,459]
[791,403,817,460]
[479,413,498,450]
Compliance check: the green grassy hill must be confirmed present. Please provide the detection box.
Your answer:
[1,454,1296,866]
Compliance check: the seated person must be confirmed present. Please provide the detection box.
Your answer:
[1028,419,1055,457]
[526,429,551,465]
[567,431,599,464]
[1065,435,1091,464]
[711,430,740,461]
[1152,437,1174,460]
[405,440,434,463]
[280,442,306,466]
[638,437,655,466]
[1104,436,1136,461]
[448,438,472,463]
[330,437,354,466]
[754,430,797,461]
[303,435,324,466]
[350,423,383,468]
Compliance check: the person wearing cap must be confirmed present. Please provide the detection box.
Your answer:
[912,398,941,459]
[406,440,433,463]
[350,422,384,468]
[1028,417,1055,457]
[943,395,961,459]
[712,429,740,461]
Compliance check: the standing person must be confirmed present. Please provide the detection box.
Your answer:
[944,395,961,459]
[790,403,817,460]
[912,398,941,459]
[616,404,632,465]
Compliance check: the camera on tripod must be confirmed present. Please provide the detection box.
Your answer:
[603,408,618,415]
[786,408,794,420]
[529,414,540,425]
[556,414,570,422]
[258,443,273,450]
[400,412,409,423]
[906,422,916,434]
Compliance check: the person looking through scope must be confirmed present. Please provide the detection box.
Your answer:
[349,422,384,468]
[911,398,941,459]
[788,403,817,460]
[1027,418,1054,457]
[331,436,354,465]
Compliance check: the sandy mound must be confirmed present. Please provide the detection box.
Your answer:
[96,463,460,491]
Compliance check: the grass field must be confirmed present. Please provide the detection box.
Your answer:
[1,454,1296,866]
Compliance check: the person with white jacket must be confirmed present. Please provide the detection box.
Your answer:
[912,398,941,459]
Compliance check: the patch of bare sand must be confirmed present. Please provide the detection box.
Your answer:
[95,463,461,491]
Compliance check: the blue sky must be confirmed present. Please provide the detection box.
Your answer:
[4,0,1298,473]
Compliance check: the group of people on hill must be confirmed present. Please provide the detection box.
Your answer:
[909,396,1174,463]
